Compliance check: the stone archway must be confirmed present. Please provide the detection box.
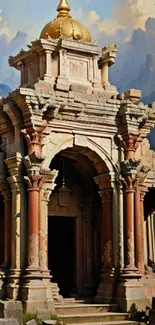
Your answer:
[45,143,115,299]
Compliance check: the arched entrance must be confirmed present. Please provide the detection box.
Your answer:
[47,146,109,298]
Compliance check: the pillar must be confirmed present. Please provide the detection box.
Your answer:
[21,173,55,312]
[4,154,22,300]
[44,50,54,84]
[25,174,43,269]
[56,49,70,91]
[101,62,109,87]
[2,189,11,267]
[84,205,93,296]
[135,186,144,273]
[151,213,155,263]
[39,171,62,303]
[147,215,153,262]
[95,174,115,303]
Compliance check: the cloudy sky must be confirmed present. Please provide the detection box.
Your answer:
[1,0,155,43]
[1,0,155,92]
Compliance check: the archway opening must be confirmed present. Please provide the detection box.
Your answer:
[48,146,109,298]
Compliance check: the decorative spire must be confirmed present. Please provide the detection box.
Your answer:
[57,0,71,17]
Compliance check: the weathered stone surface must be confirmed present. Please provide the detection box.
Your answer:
[0,301,23,325]
[0,319,19,325]
[37,310,51,321]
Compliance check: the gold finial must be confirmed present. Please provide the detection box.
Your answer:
[57,0,71,17]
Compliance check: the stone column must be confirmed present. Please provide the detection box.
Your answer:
[116,159,148,313]
[39,169,58,274]
[21,125,55,311]
[56,49,70,91]
[94,174,115,303]
[1,189,11,268]
[44,50,54,84]
[151,213,155,262]
[148,215,153,262]
[135,186,144,273]
[39,53,45,79]
[84,205,93,296]
[91,56,102,89]
[39,171,62,304]
[100,188,113,268]
[21,173,53,312]
[4,155,22,300]
[101,62,109,87]
[135,186,147,274]
[25,174,44,270]
[99,44,117,95]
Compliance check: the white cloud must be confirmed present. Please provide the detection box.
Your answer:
[81,0,155,39]
[0,9,10,38]
[88,10,100,24]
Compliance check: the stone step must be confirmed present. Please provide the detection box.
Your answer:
[55,304,119,314]
[68,322,138,325]
[57,312,129,324]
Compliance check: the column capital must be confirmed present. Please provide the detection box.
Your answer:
[140,186,148,201]
[7,176,20,192]
[99,43,117,67]
[136,165,150,186]
[24,174,45,192]
[1,187,11,201]
[120,158,141,191]
[118,134,142,159]
[40,169,58,202]
[21,122,47,156]
[5,154,22,177]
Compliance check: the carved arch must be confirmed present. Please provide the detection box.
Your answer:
[42,132,117,174]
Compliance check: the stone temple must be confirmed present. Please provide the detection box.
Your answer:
[1,0,155,314]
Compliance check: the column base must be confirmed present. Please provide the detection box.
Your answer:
[6,269,21,300]
[43,75,55,85]
[21,267,55,313]
[116,276,149,312]
[103,84,118,97]
[95,267,116,304]
[56,76,70,91]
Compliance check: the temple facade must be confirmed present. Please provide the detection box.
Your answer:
[0,0,155,313]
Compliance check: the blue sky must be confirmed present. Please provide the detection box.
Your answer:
[0,0,117,41]
[1,0,155,94]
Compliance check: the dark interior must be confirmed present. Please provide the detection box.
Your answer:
[48,216,76,297]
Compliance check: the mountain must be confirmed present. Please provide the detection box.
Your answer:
[0,84,12,98]
[109,18,155,103]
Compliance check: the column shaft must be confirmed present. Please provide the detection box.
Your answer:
[125,189,135,270]
[135,187,144,273]
[28,188,39,268]
[100,188,113,267]
[3,191,11,266]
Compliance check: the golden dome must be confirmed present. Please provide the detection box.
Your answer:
[40,0,91,43]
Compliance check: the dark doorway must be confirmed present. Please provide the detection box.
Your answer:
[48,216,76,297]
